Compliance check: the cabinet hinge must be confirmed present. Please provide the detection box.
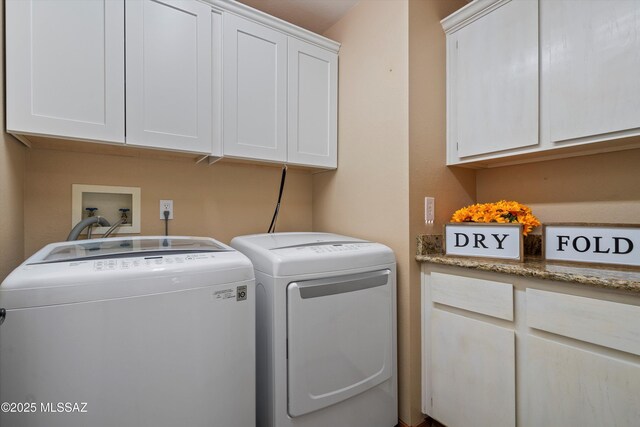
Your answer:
[431,397,433,408]
[456,40,458,49]
[457,141,459,152]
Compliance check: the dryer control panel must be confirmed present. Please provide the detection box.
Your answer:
[298,243,366,254]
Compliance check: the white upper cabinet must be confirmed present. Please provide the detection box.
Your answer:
[5,0,339,167]
[447,0,538,162]
[223,14,288,163]
[443,0,640,167]
[287,38,338,169]
[125,0,213,154]
[211,10,223,158]
[541,0,640,145]
[6,0,125,143]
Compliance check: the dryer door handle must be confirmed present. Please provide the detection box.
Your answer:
[293,269,391,299]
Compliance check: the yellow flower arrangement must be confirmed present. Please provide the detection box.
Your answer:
[450,200,541,236]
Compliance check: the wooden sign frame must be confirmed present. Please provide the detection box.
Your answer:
[444,223,524,262]
[543,223,640,268]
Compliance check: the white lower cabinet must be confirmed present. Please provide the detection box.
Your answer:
[525,288,640,426]
[430,309,515,427]
[526,336,640,426]
[423,270,516,427]
[422,264,640,427]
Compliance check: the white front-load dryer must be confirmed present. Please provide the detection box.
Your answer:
[0,236,255,427]
[231,232,397,427]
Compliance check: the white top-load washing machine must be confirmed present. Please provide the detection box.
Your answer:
[0,236,255,427]
[230,232,397,427]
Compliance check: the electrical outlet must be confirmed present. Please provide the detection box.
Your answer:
[425,197,435,224]
[160,200,174,220]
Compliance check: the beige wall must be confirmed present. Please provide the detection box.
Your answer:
[314,0,414,423]
[314,0,409,263]
[0,0,27,281]
[24,147,313,256]
[408,0,475,424]
[477,148,640,227]
[315,1,477,424]
[0,135,25,280]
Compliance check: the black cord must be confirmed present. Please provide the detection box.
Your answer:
[268,165,287,233]
[163,210,170,236]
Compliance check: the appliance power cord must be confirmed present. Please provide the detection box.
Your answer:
[268,165,287,233]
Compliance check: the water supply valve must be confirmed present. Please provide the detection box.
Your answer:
[119,208,130,224]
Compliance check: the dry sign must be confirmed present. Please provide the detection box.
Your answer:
[444,223,523,261]
[544,224,640,267]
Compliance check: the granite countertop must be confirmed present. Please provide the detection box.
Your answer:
[416,235,640,293]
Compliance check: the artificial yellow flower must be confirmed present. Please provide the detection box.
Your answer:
[450,200,541,236]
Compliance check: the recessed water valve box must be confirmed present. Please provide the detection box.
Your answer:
[71,184,141,235]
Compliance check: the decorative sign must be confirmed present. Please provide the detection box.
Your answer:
[544,224,640,268]
[444,223,523,261]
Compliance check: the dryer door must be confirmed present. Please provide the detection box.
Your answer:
[286,269,393,417]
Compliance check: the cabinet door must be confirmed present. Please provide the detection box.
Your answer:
[211,10,223,157]
[451,0,538,160]
[526,335,640,426]
[126,0,212,153]
[287,38,338,169]
[6,0,125,143]
[543,0,640,145]
[223,14,288,162]
[429,309,515,427]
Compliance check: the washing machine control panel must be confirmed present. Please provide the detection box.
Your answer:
[91,253,217,271]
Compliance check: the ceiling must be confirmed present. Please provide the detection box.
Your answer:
[238,0,359,34]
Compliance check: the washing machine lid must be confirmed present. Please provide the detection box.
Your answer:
[27,236,231,264]
[230,233,395,276]
[0,236,254,309]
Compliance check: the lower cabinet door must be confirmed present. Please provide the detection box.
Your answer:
[430,309,515,427]
[526,335,640,427]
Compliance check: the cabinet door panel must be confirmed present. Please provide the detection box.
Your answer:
[430,309,515,427]
[454,0,538,158]
[223,14,288,162]
[126,0,212,153]
[211,10,223,157]
[287,38,337,168]
[526,335,640,426]
[544,0,640,143]
[6,0,125,142]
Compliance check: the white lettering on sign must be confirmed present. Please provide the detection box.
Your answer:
[445,224,523,261]
[544,225,640,267]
